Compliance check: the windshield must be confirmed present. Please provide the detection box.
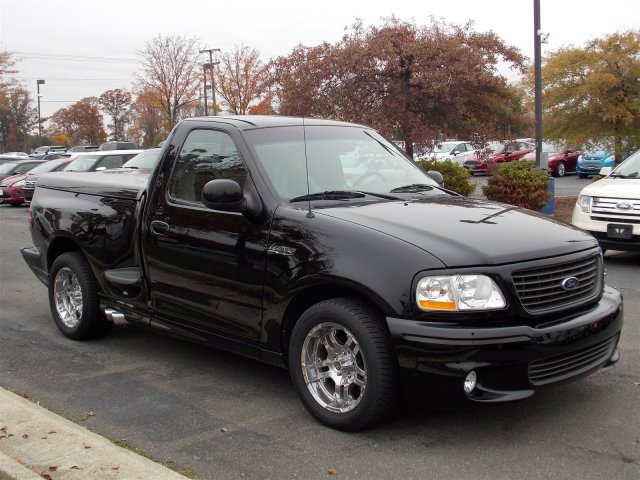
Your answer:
[63,155,100,172]
[244,125,438,202]
[27,159,69,175]
[611,150,640,177]
[432,142,459,153]
[0,162,19,174]
[122,149,161,169]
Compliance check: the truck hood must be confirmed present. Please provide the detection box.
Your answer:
[37,169,152,200]
[317,197,597,267]
[578,177,640,199]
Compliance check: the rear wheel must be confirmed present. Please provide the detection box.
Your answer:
[48,252,111,340]
[555,161,566,177]
[289,298,399,431]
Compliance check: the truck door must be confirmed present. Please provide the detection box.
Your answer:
[141,127,269,346]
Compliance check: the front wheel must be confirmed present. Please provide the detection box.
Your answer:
[555,161,566,177]
[48,252,112,340]
[289,298,399,431]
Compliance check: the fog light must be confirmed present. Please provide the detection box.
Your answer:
[464,370,477,394]
[610,346,620,363]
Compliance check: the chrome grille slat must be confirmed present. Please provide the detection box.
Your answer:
[512,255,602,314]
[529,338,614,385]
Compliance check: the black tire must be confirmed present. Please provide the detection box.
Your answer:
[48,252,112,340]
[288,297,399,431]
[579,174,588,179]
[555,161,566,177]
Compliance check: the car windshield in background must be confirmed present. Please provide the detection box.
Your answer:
[63,155,100,172]
[122,149,162,169]
[612,150,640,178]
[0,162,20,174]
[244,125,439,202]
[26,160,69,175]
[432,142,459,153]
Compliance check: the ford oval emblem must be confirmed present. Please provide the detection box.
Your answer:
[616,202,632,210]
[562,277,580,290]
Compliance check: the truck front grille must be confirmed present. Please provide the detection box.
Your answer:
[512,255,602,314]
[528,337,616,385]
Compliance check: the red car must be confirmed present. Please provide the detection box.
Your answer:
[463,141,535,175]
[522,144,582,177]
[0,158,72,206]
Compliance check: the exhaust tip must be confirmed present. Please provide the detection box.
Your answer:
[104,308,128,326]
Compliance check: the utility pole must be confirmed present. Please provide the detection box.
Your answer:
[36,79,45,147]
[200,48,220,115]
[202,66,208,116]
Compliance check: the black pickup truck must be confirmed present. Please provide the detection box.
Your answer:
[22,116,623,430]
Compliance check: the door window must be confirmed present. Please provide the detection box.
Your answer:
[169,129,247,204]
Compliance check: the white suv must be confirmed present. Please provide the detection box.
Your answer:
[572,150,640,252]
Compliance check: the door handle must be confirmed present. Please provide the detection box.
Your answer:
[150,220,170,236]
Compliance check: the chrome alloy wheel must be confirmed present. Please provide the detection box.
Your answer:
[300,322,367,413]
[53,267,83,328]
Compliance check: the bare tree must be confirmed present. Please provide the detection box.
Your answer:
[99,88,132,140]
[215,44,270,115]
[135,35,202,131]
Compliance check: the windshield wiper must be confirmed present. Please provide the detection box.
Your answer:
[289,190,366,202]
[389,183,435,193]
[610,172,637,178]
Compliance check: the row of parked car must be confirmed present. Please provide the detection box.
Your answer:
[0,148,161,206]
[419,139,623,178]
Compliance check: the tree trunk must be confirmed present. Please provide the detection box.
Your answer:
[614,135,623,164]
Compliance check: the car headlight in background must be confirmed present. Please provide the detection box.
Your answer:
[577,194,593,213]
[577,154,583,162]
[604,155,615,164]
[13,180,25,187]
[416,275,506,311]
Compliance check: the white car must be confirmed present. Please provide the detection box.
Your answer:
[572,150,640,252]
[418,141,476,165]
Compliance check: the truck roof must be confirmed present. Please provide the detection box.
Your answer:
[182,115,366,130]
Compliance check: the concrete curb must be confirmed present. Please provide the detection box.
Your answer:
[0,389,185,479]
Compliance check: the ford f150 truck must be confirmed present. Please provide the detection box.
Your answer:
[22,116,623,431]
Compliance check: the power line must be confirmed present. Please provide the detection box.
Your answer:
[12,50,139,64]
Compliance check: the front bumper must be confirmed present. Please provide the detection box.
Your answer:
[387,286,623,402]
[572,206,640,252]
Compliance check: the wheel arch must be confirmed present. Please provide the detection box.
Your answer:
[47,235,83,271]
[278,278,393,363]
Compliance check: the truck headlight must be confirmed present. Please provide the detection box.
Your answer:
[416,275,506,311]
[577,194,592,213]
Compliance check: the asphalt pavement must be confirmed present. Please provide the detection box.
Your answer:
[1,201,638,480]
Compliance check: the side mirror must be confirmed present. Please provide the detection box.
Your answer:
[427,170,444,186]
[202,179,245,211]
[599,166,612,176]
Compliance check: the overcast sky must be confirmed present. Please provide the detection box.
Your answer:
[1,0,639,120]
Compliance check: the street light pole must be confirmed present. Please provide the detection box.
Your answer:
[534,0,542,169]
[36,79,45,147]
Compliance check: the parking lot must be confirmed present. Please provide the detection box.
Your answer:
[1,204,638,479]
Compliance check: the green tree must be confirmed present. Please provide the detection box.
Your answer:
[271,18,526,157]
[0,86,38,151]
[540,30,640,163]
